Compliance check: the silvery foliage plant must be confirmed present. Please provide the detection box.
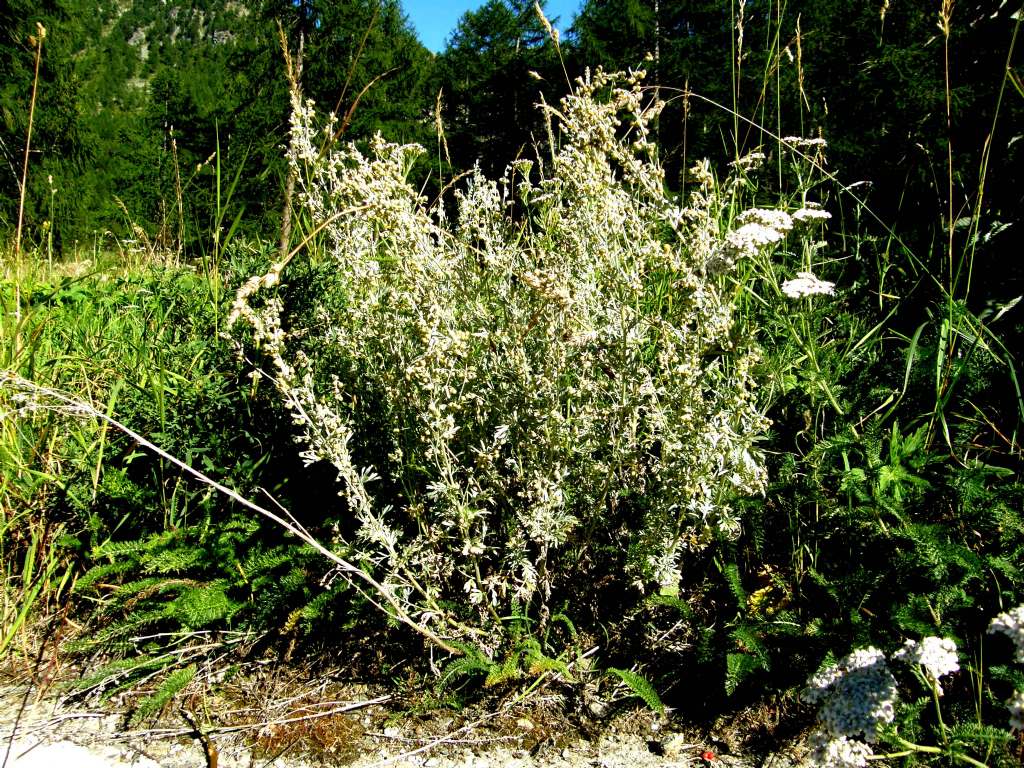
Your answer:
[231,70,777,654]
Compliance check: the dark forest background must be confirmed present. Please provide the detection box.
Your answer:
[2,1,1020,289]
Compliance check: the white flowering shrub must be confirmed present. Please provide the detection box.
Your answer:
[230,70,779,656]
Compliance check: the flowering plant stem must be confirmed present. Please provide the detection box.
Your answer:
[873,737,989,768]
[930,677,950,749]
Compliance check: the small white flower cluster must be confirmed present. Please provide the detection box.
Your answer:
[804,616,1024,765]
[783,136,829,149]
[892,637,959,692]
[792,206,832,224]
[736,207,795,233]
[988,604,1024,662]
[989,604,1024,731]
[1007,690,1023,730]
[729,150,767,172]
[802,648,897,768]
[782,272,836,299]
[722,220,786,263]
[806,730,872,768]
[804,647,897,742]
[715,205,823,272]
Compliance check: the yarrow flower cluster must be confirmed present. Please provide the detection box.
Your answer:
[988,604,1024,731]
[805,616,1024,765]
[1008,690,1024,731]
[804,647,897,742]
[792,206,832,224]
[806,730,872,768]
[783,136,828,150]
[715,208,793,270]
[893,637,959,693]
[782,271,835,299]
[988,604,1024,662]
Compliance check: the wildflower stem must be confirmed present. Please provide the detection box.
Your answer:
[883,737,989,768]
[931,677,950,748]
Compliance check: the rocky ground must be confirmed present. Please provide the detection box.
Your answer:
[1,674,809,768]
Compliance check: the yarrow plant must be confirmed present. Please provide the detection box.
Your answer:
[781,272,836,299]
[228,69,784,657]
[803,647,898,747]
[989,604,1024,732]
[892,637,960,694]
[988,604,1024,663]
[803,612,1024,767]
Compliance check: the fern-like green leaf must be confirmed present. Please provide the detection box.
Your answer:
[74,560,134,593]
[130,664,196,727]
[607,667,664,715]
[167,581,240,630]
[437,643,493,691]
[723,563,746,605]
[484,650,522,687]
[725,652,763,696]
[645,593,694,618]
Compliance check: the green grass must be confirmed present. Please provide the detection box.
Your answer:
[0,248,226,657]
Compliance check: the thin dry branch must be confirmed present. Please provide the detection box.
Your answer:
[0,372,463,657]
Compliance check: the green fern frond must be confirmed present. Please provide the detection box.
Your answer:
[130,664,196,727]
[549,612,578,641]
[607,667,664,715]
[438,642,493,691]
[725,652,764,696]
[167,580,240,630]
[947,721,1013,749]
[524,650,574,681]
[74,560,134,592]
[143,547,204,575]
[731,623,770,667]
[112,576,182,602]
[94,532,174,560]
[71,608,168,652]
[484,650,522,687]
[645,593,694,617]
[438,655,492,690]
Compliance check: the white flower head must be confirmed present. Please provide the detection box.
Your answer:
[989,604,1024,662]
[893,637,959,693]
[806,729,872,768]
[782,271,835,299]
[729,150,766,172]
[792,207,832,224]
[784,136,828,149]
[804,647,897,742]
[736,207,794,232]
[1007,689,1024,731]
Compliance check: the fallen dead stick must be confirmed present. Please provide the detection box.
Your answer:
[105,695,391,741]
[367,732,517,745]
